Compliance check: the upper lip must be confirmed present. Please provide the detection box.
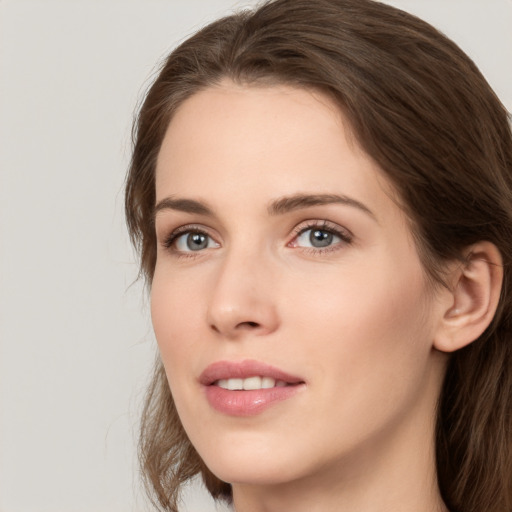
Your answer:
[199,359,304,386]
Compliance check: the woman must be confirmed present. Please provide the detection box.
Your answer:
[125,0,512,511]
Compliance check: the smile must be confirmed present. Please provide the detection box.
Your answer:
[200,360,305,416]
[215,376,289,390]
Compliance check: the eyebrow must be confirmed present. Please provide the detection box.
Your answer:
[154,197,213,217]
[154,193,376,221]
[268,193,376,220]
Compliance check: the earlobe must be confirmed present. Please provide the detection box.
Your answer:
[434,242,503,353]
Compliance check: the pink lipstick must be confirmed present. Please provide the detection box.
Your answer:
[200,360,305,416]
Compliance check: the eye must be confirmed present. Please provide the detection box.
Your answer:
[164,227,219,253]
[289,221,352,252]
[296,228,340,248]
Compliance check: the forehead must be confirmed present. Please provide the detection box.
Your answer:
[155,81,399,221]
[159,81,349,165]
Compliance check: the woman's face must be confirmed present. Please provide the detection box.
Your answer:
[152,81,448,487]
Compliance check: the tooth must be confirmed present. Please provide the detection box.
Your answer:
[243,376,262,390]
[227,378,244,390]
[216,376,284,390]
[261,377,276,389]
[217,379,229,389]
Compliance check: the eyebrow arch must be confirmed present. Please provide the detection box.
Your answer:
[153,193,376,222]
[268,193,376,221]
[154,197,214,218]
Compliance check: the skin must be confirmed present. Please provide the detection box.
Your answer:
[151,80,453,512]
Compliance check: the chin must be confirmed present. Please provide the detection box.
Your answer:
[205,457,302,487]
[192,430,316,487]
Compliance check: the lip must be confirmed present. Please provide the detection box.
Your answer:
[200,359,304,385]
[200,359,305,417]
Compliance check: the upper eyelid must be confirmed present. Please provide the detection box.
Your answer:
[162,219,348,235]
[161,224,218,248]
[169,223,211,235]
[292,219,353,238]
[159,219,353,249]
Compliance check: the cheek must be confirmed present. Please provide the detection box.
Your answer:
[150,272,212,432]
[150,269,205,375]
[285,252,434,382]
[275,257,437,457]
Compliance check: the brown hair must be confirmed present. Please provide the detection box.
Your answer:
[125,1,512,511]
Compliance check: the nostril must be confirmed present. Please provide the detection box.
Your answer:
[238,321,260,329]
[210,321,259,333]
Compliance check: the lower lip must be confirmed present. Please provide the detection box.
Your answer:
[204,384,304,416]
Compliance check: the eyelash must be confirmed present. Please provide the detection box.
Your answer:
[290,221,353,254]
[161,220,353,258]
[162,224,212,252]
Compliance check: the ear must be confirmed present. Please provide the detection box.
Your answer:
[434,241,503,353]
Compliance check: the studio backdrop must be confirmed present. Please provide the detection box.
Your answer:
[0,1,510,511]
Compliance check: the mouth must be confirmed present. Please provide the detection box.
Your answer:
[200,359,304,387]
[200,359,305,416]
[215,376,292,390]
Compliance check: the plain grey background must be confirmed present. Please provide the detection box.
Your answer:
[0,1,510,511]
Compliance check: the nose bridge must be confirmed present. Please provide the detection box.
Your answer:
[207,241,279,338]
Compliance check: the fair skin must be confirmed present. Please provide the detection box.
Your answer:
[151,80,501,512]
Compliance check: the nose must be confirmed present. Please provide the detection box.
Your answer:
[206,249,280,339]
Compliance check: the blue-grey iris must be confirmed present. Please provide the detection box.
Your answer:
[311,230,333,248]
[187,233,208,250]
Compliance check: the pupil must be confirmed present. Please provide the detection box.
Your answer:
[187,233,208,250]
[310,229,332,248]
